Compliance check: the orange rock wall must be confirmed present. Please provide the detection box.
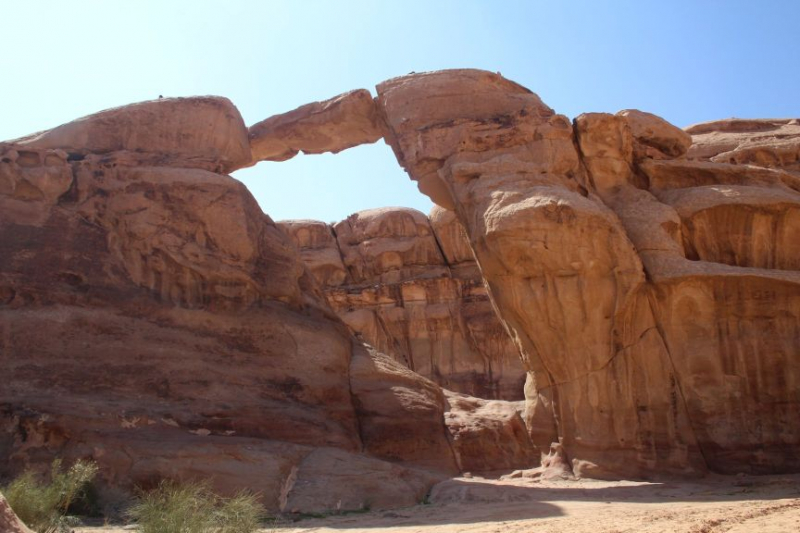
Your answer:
[279,207,528,401]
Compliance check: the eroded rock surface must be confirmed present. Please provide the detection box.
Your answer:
[279,207,527,400]
[686,118,800,172]
[0,492,32,533]
[0,101,525,514]
[376,69,800,477]
[2,69,798,505]
[8,97,252,174]
[248,89,383,163]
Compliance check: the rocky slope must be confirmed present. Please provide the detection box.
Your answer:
[278,206,527,401]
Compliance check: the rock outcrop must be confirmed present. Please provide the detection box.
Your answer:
[686,118,800,172]
[374,69,800,477]
[7,97,252,174]
[0,492,32,533]
[2,68,798,508]
[0,98,536,515]
[279,207,527,400]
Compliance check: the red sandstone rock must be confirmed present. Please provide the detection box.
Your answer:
[377,69,800,478]
[444,391,536,473]
[349,344,459,474]
[277,219,348,287]
[332,207,449,284]
[617,109,692,159]
[686,118,800,171]
[8,97,252,174]
[0,492,32,533]
[248,89,383,163]
[3,69,800,505]
[281,207,528,401]
[0,139,444,512]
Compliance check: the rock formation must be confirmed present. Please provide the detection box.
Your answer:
[278,206,527,400]
[1,69,798,514]
[0,492,32,533]
[372,69,799,477]
[0,96,533,514]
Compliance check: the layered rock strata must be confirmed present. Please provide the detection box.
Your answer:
[279,206,527,400]
[2,68,798,505]
[0,492,32,533]
[371,69,799,477]
[0,96,535,514]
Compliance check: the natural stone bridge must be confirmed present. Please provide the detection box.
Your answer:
[1,69,798,512]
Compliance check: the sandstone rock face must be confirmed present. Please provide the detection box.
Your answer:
[3,69,798,501]
[444,392,536,473]
[350,344,459,473]
[686,118,800,172]
[376,69,800,477]
[248,89,383,163]
[0,492,32,533]
[8,97,252,174]
[279,207,528,400]
[0,100,532,513]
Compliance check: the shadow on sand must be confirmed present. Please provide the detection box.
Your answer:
[276,474,800,530]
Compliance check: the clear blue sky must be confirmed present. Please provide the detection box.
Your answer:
[2,1,798,222]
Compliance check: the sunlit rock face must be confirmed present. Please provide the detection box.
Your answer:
[1,67,798,507]
[1,97,534,515]
[279,206,528,401]
[376,69,800,478]
[0,492,32,533]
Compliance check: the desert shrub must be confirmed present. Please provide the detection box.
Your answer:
[2,459,98,533]
[127,480,264,533]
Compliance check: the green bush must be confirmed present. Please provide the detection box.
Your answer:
[127,480,264,533]
[2,459,98,533]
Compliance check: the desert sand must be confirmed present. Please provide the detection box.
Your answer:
[76,474,800,533]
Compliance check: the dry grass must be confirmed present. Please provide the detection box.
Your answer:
[2,459,98,533]
[126,480,265,533]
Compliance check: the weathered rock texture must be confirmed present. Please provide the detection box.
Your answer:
[2,68,798,504]
[686,118,800,172]
[0,98,537,514]
[248,89,383,163]
[279,207,527,400]
[0,492,32,533]
[374,69,800,478]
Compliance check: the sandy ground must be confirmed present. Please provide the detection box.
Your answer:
[77,473,800,533]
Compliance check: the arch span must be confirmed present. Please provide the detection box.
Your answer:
[256,68,800,478]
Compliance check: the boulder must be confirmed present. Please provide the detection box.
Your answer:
[444,391,536,473]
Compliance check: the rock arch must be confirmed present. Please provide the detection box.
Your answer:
[255,68,800,478]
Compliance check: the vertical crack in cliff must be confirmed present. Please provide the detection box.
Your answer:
[327,222,353,284]
[644,290,713,472]
[429,221,454,278]
[346,340,368,453]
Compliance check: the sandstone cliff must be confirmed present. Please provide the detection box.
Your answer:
[0,96,535,514]
[1,69,798,513]
[252,69,800,478]
[373,70,799,477]
[0,492,32,533]
[278,206,527,401]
